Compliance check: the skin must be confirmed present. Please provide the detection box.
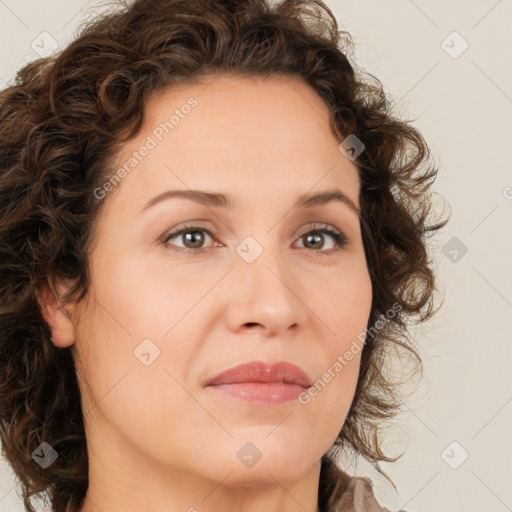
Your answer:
[38,74,373,512]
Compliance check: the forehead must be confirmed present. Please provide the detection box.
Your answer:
[105,74,360,213]
[144,74,337,154]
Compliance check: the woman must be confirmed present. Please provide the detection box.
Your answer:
[0,0,448,511]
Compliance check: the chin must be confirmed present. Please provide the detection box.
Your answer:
[212,452,315,489]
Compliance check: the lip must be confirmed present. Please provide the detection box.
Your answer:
[207,361,313,387]
[205,361,312,405]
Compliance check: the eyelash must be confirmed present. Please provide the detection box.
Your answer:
[161,223,349,256]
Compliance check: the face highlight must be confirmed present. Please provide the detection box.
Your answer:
[53,75,373,510]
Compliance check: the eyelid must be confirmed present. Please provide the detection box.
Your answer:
[160,222,221,244]
[296,222,346,239]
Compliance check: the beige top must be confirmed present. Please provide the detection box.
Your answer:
[322,462,403,512]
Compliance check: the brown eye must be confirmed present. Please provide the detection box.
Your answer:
[161,223,348,256]
[162,225,216,253]
[180,230,207,249]
[295,225,348,255]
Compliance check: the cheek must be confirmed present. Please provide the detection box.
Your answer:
[312,267,371,409]
[72,293,202,456]
[319,260,373,340]
[87,246,226,342]
[72,251,213,429]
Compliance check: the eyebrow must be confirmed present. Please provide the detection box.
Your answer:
[138,188,360,216]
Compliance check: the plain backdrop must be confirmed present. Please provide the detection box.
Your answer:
[0,1,511,511]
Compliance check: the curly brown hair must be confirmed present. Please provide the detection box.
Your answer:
[0,0,449,511]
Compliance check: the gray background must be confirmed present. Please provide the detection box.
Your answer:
[0,1,511,511]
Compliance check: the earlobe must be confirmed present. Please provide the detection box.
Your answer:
[36,282,77,348]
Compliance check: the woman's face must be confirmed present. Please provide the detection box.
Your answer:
[60,75,372,490]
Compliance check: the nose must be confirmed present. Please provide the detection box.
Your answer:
[224,245,310,337]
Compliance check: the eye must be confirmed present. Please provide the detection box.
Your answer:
[161,222,349,255]
[294,224,349,255]
[161,224,219,253]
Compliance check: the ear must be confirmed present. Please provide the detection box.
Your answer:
[36,280,77,348]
